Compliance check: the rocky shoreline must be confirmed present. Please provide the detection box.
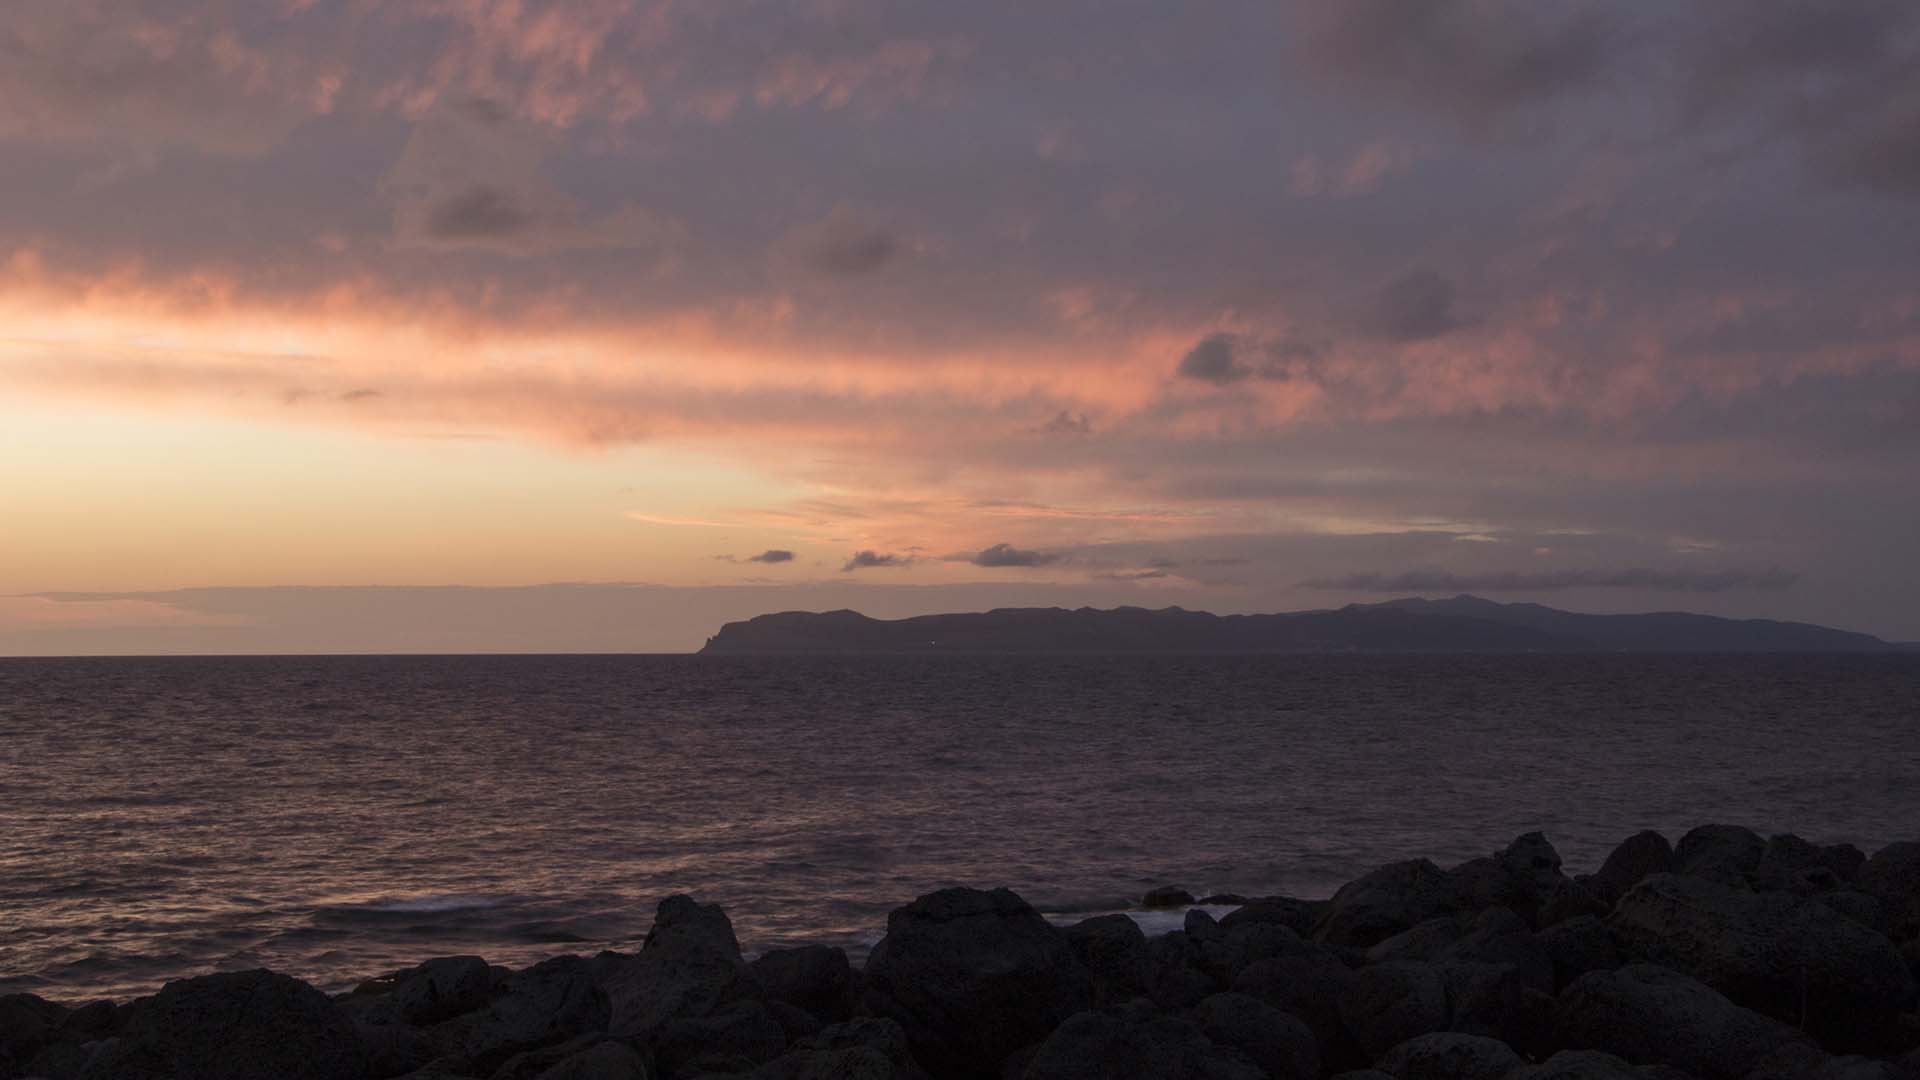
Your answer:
[4,825,1918,1080]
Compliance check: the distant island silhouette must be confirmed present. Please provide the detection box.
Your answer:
[700,595,1912,654]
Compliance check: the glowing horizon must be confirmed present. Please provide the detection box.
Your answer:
[5,1,1919,651]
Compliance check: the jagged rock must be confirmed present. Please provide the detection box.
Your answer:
[1218,898,1326,938]
[1586,832,1676,908]
[434,956,610,1076]
[1608,873,1918,1049]
[750,946,856,1024]
[1314,861,1463,948]
[1338,962,1448,1061]
[1199,894,1248,906]
[1373,1032,1520,1080]
[1859,843,1920,942]
[1556,964,1811,1080]
[78,969,369,1080]
[1192,993,1319,1080]
[751,1017,926,1080]
[1065,914,1151,1007]
[1538,915,1622,991]
[1753,836,1847,896]
[1672,826,1765,888]
[1504,1049,1645,1079]
[1146,886,1199,909]
[1019,1010,1264,1080]
[862,887,1090,1078]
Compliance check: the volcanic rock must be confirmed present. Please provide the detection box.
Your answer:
[1555,964,1811,1079]
[78,969,368,1080]
[862,887,1090,1078]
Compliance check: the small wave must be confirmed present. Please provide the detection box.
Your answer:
[326,894,505,916]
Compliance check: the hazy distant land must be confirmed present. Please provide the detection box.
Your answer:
[701,594,1913,655]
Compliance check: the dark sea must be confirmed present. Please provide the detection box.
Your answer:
[3,653,1918,1003]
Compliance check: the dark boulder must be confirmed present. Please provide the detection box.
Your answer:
[1608,873,1917,1049]
[1313,861,1462,948]
[1585,831,1675,908]
[1450,859,1534,921]
[1821,844,1868,884]
[1064,915,1151,1008]
[78,969,369,1080]
[750,1017,926,1080]
[1226,936,1359,1071]
[862,886,1091,1078]
[1365,907,1553,993]
[1537,915,1622,991]
[1199,894,1249,907]
[1020,1010,1264,1080]
[1185,908,1223,943]
[1200,920,1314,987]
[1538,878,1610,928]
[1217,898,1325,938]
[0,993,67,1074]
[1141,931,1220,1010]
[596,896,761,1041]
[53,1000,123,1045]
[389,956,496,1025]
[490,1034,648,1079]
[1337,962,1448,1061]
[764,999,825,1044]
[1192,992,1319,1080]
[1816,890,1889,935]
[357,1016,441,1079]
[1500,833,1567,894]
[1504,1049,1645,1079]
[1372,1032,1521,1080]
[651,999,787,1077]
[1754,836,1847,896]
[434,956,610,1076]
[1859,843,1920,942]
[526,1040,649,1079]
[1146,886,1199,909]
[750,946,856,1024]
[1556,964,1811,1080]
[1672,825,1764,888]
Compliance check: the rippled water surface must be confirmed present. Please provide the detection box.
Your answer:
[3,653,1917,1001]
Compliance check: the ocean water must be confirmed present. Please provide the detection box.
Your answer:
[2,653,1918,1003]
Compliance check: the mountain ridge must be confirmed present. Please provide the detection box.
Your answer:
[698,595,1898,655]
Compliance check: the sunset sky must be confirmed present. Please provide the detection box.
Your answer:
[5,0,1920,652]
